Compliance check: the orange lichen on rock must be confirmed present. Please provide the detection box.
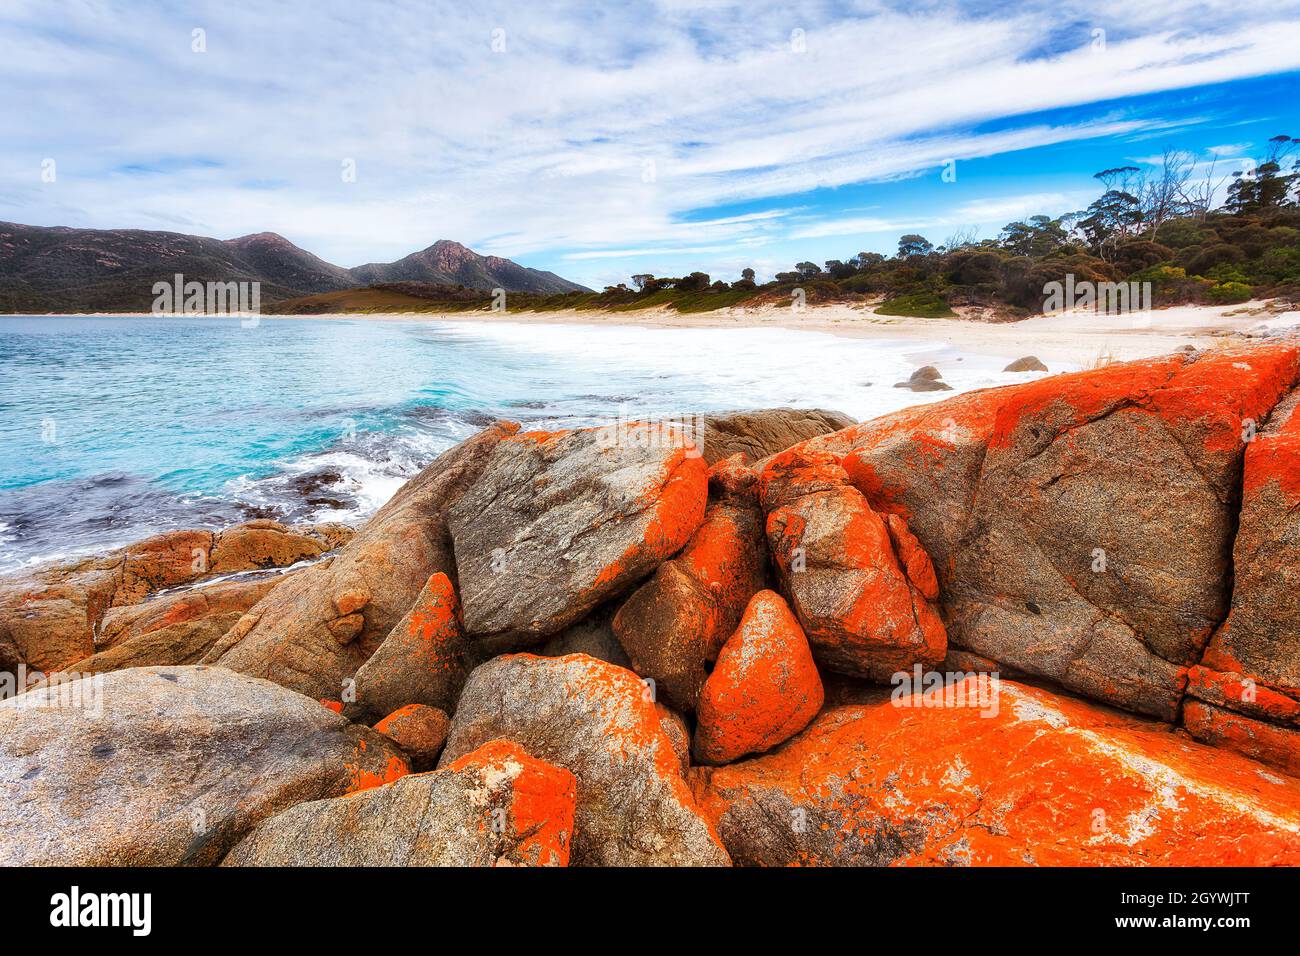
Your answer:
[404,573,461,649]
[1183,381,1300,773]
[825,347,1300,725]
[1151,344,1300,457]
[447,738,578,867]
[986,356,1184,452]
[694,590,824,765]
[1183,701,1300,778]
[373,702,451,769]
[1185,665,1300,726]
[693,679,1300,866]
[759,448,945,679]
[1241,387,1300,502]
[677,505,761,638]
[592,443,708,591]
[343,739,411,794]
[344,571,467,721]
[1198,386,1300,700]
[884,513,938,601]
[449,422,709,649]
[438,653,731,865]
[985,346,1299,475]
[225,733,575,867]
[613,456,766,710]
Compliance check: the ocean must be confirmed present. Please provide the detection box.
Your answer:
[0,315,1032,573]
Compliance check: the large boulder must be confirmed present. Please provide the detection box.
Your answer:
[439,653,730,866]
[343,572,468,723]
[947,348,1299,720]
[613,455,767,710]
[70,574,290,676]
[692,679,1300,866]
[224,739,576,867]
[694,590,823,765]
[699,408,855,465]
[813,346,1300,721]
[1188,388,1300,770]
[203,423,516,698]
[760,448,945,679]
[448,424,708,651]
[0,666,408,866]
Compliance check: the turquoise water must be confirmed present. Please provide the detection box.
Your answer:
[0,315,1018,572]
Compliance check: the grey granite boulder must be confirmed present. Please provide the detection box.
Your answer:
[448,424,708,651]
[0,665,407,866]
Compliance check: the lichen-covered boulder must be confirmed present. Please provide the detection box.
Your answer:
[224,739,575,867]
[807,346,1300,721]
[760,448,945,679]
[343,572,467,722]
[694,590,823,765]
[946,348,1299,720]
[1188,388,1300,771]
[693,679,1300,866]
[439,653,730,866]
[373,703,450,770]
[448,424,708,651]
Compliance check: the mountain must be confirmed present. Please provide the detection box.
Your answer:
[225,232,356,293]
[349,239,587,294]
[0,222,587,312]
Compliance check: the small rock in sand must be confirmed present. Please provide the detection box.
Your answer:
[1003,355,1048,372]
[893,365,953,392]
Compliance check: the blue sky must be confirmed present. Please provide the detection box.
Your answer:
[2,0,1299,289]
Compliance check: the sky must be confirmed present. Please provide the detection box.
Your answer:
[2,0,1300,289]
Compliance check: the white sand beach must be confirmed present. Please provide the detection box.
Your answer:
[285,299,1300,370]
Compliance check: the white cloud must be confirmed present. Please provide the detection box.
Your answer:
[951,192,1099,223]
[1207,142,1254,155]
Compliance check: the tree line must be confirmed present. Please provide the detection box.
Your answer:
[601,136,1300,317]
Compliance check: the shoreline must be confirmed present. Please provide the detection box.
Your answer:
[395,299,1300,367]
[19,299,1298,369]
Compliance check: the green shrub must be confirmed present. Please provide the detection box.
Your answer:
[1204,281,1253,304]
[875,292,956,318]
